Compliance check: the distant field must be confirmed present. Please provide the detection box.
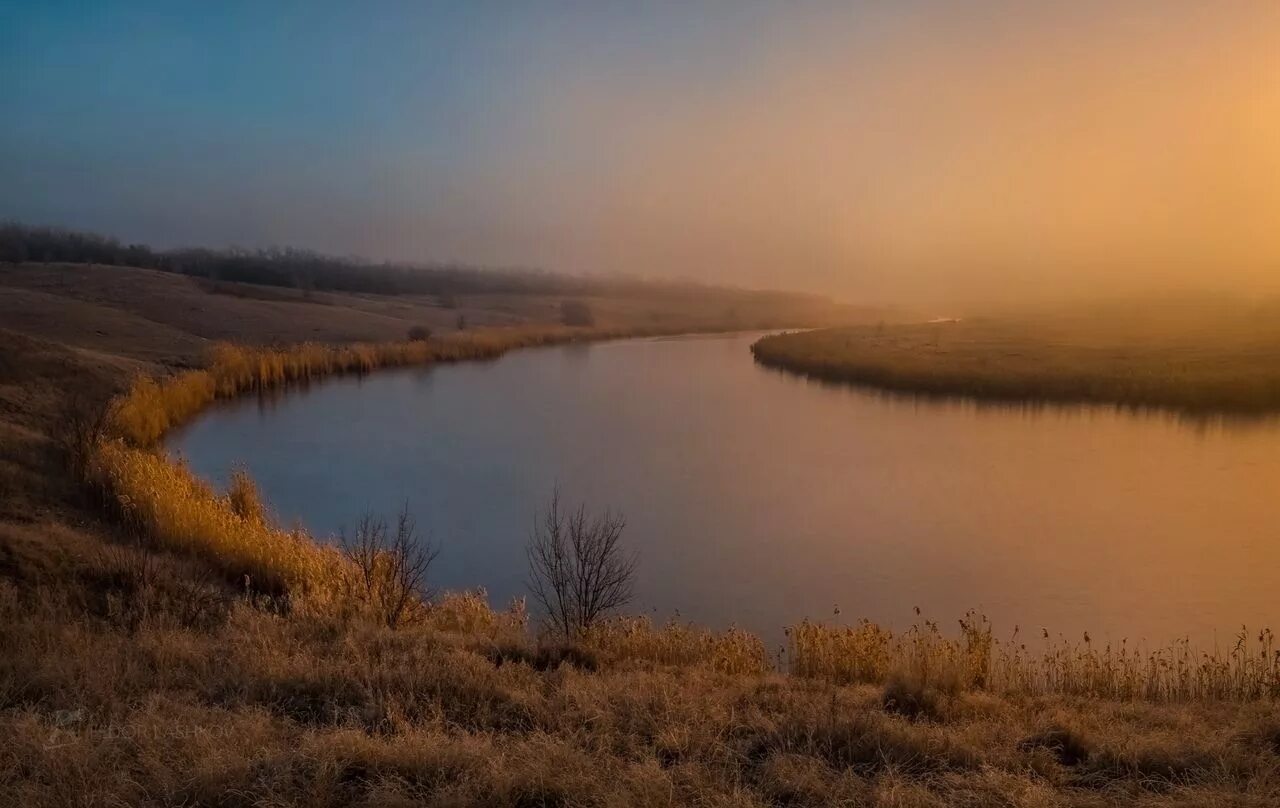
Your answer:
[752,300,1280,415]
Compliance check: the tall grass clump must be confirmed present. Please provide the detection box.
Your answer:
[426,589,529,641]
[226,465,266,524]
[788,611,991,691]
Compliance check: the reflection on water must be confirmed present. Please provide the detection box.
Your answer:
[756,362,1280,435]
[169,332,1280,645]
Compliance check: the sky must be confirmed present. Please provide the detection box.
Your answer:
[2,1,1278,304]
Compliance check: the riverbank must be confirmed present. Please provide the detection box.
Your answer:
[752,300,1280,416]
[3,266,1280,805]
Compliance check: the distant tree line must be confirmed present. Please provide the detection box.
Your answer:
[0,221,593,296]
[0,222,159,269]
[0,221,828,306]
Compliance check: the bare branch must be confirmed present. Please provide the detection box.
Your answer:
[526,487,637,638]
[341,502,439,629]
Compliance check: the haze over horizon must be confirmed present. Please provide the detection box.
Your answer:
[3,1,1278,306]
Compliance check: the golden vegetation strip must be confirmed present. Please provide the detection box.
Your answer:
[752,319,1280,415]
[788,614,1280,701]
[110,325,651,447]
[87,441,349,598]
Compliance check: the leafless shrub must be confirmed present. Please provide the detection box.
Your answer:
[342,504,439,629]
[407,325,432,342]
[526,489,637,638]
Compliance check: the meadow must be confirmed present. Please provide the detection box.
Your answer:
[751,299,1280,416]
[4,265,1280,805]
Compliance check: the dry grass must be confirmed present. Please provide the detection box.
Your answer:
[583,617,771,675]
[3,577,1280,807]
[789,613,1280,702]
[752,300,1280,415]
[4,270,1280,804]
[85,440,350,599]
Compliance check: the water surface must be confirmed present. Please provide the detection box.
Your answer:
[171,332,1280,646]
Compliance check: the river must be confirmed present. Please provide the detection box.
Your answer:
[170,331,1280,646]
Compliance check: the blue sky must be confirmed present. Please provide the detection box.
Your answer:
[2,2,802,262]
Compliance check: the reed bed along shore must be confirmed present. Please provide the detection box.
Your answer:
[78,324,1280,703]
[788,615,1280,702]
[109,325,659,447]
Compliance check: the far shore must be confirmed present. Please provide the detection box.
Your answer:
[751,303,1280,416]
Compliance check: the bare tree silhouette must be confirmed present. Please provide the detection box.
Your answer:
[343,504,439,629]
[526,489,637,638]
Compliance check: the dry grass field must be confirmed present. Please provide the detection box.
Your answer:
[752,299,1280,416]
[3,265,1280,806]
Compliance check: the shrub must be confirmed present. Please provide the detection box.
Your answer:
[407,325,432,342]
[341,505,439,629]
[526,489,636,638]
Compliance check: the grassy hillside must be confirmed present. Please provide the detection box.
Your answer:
[2,268,1279,805]
[752,300,1280,416]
